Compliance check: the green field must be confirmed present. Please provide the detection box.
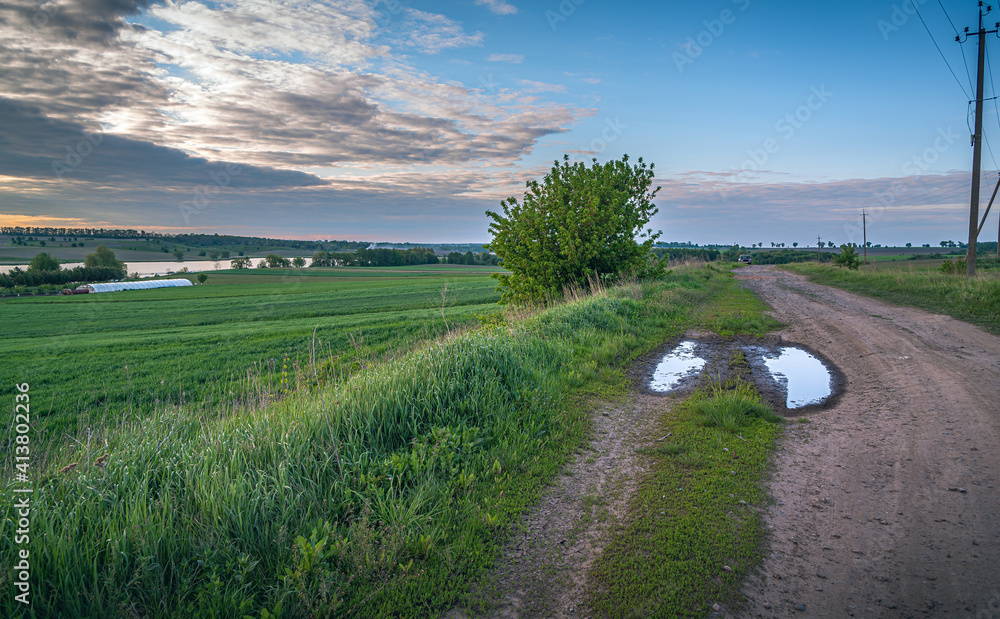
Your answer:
[0,266,505,439]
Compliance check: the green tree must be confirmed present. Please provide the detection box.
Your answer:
[27,252,60,272]
[196,273,209,284]
[172,248,185,261]
[833,243,861,270]
[230,257,252,269]
[292,256,306,268]
[84,244,125,271]
[486,154,661,304]
[265,254,290,268]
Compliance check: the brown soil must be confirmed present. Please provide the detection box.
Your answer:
[735,265,1000,618]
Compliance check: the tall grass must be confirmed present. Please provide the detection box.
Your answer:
[692,382,783,432]
[0,288,673,618]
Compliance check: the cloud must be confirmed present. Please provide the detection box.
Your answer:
[486,53,525,63]
[0,0,586,169]
[474,0,518,15]
[519,80,566,93]
[0,97,326,188]
[646,171,987,244]
[396,8,484,53]
[4,0,165,43]
[0,0,596,239]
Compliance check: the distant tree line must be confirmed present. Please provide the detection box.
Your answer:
[749,249,834,265]
[1,227,368,252]
[1,245,127,289]
[650,247,722,262]
[310,247,440,267]
[1,265,127,289]
[442,251,500,266]
[648,246,835,265]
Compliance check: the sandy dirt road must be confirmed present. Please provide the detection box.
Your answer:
[735,266,1000,618]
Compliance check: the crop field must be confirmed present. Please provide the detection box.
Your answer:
[0,266,505,440]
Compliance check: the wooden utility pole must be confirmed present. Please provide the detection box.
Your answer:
[817,235,822,261]
[863,209,867,264]
[958,2,999,275]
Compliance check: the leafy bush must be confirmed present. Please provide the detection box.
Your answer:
[486,154,662,303]
[940,256,967,275]
[833,243,861,270]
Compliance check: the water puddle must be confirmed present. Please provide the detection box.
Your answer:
[759,347,833,408]
[649,340,706,392]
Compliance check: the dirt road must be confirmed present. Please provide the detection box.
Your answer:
[735,266,1000,618]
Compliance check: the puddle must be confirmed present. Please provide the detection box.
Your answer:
[759,347,833,408]
[649,340,706,392]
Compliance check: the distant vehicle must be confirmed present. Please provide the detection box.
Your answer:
[738,254,753,265]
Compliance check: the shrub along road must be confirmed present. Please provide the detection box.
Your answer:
[735,266,1000,617]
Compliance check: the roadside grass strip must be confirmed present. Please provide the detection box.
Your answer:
[783,262,1000,336]
[587,381,782,617]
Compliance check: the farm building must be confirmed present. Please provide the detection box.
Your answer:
[75,279,193,294]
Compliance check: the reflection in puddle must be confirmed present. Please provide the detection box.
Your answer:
[761,347,832,408]
[650,341,705,392]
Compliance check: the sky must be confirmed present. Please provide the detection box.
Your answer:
[2,0,1000,246]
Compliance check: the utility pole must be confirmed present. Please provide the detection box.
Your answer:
[862,209,867,264]
[817,235,822,261]
[958,2,1000,275]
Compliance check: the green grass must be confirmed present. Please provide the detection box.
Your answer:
[0,263,784,618]
[0,268,503,439]
[782,260,1000,335]
[679,263,783,336]
[587,381,782,617]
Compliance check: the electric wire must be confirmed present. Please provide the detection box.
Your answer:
[938,0,977,92]
[914,0,973,98]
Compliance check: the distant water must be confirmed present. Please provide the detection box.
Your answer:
[0,258,313,277]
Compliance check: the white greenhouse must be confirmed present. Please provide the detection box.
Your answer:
[79,279,193,293]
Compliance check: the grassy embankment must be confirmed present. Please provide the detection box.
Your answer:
[1,264,783,617]
[585,268,783,617]
[782,259,1000,336]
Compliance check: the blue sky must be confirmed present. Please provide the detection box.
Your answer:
[2,0,998,246]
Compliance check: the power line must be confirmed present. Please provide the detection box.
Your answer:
[988,42,1000,131]
[914,0,973,98]
[938,0,977,91]
[983,43,1000,170]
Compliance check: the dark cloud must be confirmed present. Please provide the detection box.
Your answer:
[0,0,163,43]
[0,97,326,188]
